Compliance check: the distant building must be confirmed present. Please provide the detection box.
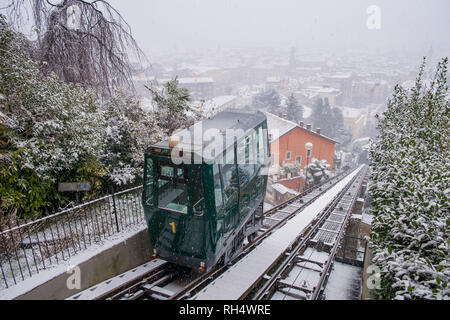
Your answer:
[351,80,389,105]
[158,77,215,100]
[322,73,353,104]
[339,107,368,141]
[301,86,342,107]
[191,95,237,117]
[265,77,282,90]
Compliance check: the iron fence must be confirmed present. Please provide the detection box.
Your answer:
[0,185,145,290]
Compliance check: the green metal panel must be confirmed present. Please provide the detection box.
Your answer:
[142,117,270,269]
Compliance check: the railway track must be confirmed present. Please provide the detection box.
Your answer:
[251,166,368,300]
[67,166,366,301]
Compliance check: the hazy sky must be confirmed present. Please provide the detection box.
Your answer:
[106,0,450,57]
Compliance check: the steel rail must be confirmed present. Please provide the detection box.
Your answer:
[167,168,358,300]
[251,166,366,300]
[98,168,359,301]
[310,167,368,300]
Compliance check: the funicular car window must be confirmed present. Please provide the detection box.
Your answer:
[221,146,238,202]
[237,134,256,186]
[213,164,223,211]
[144,157,154,206]
[257,125,265,164]
[192,166,204,216]
[157,162,189,214]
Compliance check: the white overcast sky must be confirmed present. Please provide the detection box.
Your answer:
[1,0,449,57]
[105,0,450,56]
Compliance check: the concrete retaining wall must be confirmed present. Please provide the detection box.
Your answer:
[14,228,152,300]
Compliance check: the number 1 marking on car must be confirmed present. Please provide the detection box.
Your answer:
[169,222,176,234]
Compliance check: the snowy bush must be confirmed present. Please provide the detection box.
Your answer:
[0,15,105,216]
[369,58,449,300]
[306,158,331,186]
[145,78,199,136]
[100,90,162,186]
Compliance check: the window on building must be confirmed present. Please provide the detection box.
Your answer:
[286,151,291,160]
[295,156,302,166]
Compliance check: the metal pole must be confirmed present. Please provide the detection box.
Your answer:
[110,186,120,233]
[306,155,310,190]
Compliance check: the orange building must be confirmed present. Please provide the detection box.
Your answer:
[266,112,337,192]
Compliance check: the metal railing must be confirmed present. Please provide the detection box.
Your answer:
[0,186,145,290]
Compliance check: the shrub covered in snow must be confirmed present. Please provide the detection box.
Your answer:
[306,158,331,186]
[100,90,162,186]
[0,15,104,216]
[0,16,165,216]
[369,58,449,300]
[145,78,200,136]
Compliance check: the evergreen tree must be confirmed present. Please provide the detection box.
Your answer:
[101,90,161,186]
[331,107,352,146]
[145,78,197,136]
[369,58,449,300]
[310,98,333,136]
[252,89,281,113]
[286,94,304,123]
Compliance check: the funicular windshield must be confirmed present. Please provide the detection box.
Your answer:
[156,161,189,214]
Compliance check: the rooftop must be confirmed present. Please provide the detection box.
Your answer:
[264,112,338,144]
[157,77,214,85]
[150,109,267,161]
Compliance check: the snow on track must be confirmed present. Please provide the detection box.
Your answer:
[194,166,364,300]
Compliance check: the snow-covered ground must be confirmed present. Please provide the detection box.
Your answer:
[324,262,362,300]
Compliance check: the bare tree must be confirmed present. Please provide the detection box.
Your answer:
[1,0,145,96]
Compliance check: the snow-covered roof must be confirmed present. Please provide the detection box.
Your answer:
[153,110,267,161]
[177,63,220,74]
[303,106,312,119]
[362,213,373,225]
[192,95,237,116]
[265,112,297,141]
[271,183,299,196]
[339,106,363,119]
[208,95,237,107]
[157,77,214,84]
[266,77,281,83]
[132,75,155,82]
[353,137,371,145]
[265,112,338,144]
[324,73,352,79]
[178,77,214,84]
[316,87,341,94]
[298,86,341,100]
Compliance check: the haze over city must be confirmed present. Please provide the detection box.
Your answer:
[106,0,450,57]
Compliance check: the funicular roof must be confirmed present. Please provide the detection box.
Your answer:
[149,109,267,162]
